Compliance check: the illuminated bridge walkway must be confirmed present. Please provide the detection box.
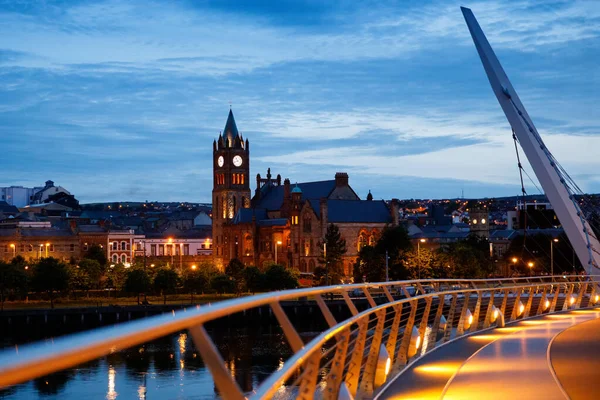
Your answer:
[377,308,600,400]
[1,275,600,399]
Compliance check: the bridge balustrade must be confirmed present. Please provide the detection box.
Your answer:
[0,275,597,399]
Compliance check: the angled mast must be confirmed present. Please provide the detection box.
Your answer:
[461,7,600,275]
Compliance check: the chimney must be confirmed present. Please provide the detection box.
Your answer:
[277,174,282,186]
[320,198,328,236]
[335,172,349,187]
[283,178,291,199]
[390,198,399,226]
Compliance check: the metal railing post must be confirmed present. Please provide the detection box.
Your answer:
[550,284,562,313]
[386,304,403,362]
[536,287,548,315]
[394,299,418,369]
[510,288,523,321]
[482,289,496,329]
[523,286,535,318]
[456,292,470,337]
[426,294,445,352]
[270,302,304,353]
[188,324,245,400]
[358,309,387,397]
[323,328,350,400]
[442,293,458,343]
[575,282,588,308]
[562,284,575,311]
[345,318,369,397]
[469,291,483,333]
[297,351,322,400]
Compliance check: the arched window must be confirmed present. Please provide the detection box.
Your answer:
[222,194,227,219]
[309,259,316,272]
[303,215,312,233]
[112,254,118,263]
[368,234,375,246]
[121,241,126,250]
[304,239,310,256]
[244,234,253,256]
[358,233,367,251]
[121,254,126,263]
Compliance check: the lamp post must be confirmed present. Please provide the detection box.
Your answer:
[324,242,328,286]
[551,238,558,276]
[511,257,518,276]
[528,261,534,274]
[275,240,282,264]
[418,239,426,280]
[385,250,389,282]
[168,238,174,267]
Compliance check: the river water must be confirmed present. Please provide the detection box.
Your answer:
[0,324,309,400]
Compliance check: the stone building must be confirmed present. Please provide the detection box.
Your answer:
[211,110,399,277]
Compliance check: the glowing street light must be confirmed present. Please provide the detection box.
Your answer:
[9,243,15,258]
[275,240,282,264]
[528,261,534,269]
[418,238,427,280]
[551,238,559,277]
[191,264,197,271]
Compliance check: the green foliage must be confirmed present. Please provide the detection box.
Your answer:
[85,244,107,267]
[78,258,104,289]
[504,232,578,275]
[318,223,348,285]
[211,274,234,294]
[31,257,70,308]
[0,260,28,308]
[183,269,210,294]
[353,225,412,283]
[436,236,494,278]
[225,258,246,293]
[106,263,128,291]
[262,264,298,291]
[68,266,91,293]
[243,266,263,293]
[124,269,151,303]
[153,268,180,304]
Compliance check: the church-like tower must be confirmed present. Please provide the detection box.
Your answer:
[212,109,251,269]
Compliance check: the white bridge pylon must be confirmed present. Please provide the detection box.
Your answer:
[461,7,600,275]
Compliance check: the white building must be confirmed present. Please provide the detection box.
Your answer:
[0,186,42,207]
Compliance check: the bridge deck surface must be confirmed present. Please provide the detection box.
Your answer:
[378,308,600,400]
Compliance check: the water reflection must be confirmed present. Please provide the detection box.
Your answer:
[1,327,303,399]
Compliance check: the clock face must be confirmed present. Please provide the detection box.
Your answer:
[217,156,224,167]
[233,155,243,167]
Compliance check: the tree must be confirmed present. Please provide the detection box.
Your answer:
[263,264,298,291]
[0,260,28,310]
[225,258,246,294]
[318,223,347,285]
[31,257,70,309]
[153,268,179,305]
[183,269,210,302]
[211,274,234,294]
[85,244,107,267]
[106,263,128,294]
[78,258,104,289]
[243,266,263,293]
[403,248,436,279]
[67,266,91,298]
[352,225,412,283]
[125,269,151,304]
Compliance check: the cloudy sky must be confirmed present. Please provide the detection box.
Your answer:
[1,0,599,203]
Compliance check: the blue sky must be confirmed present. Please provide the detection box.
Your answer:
[1,0,600,203]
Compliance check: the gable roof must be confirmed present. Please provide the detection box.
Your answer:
[232,208,268,224]
[327,200,391,223]
[255,180,336,211]
[0,201,19,215]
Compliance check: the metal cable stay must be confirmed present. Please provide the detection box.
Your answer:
[0,275,598,400]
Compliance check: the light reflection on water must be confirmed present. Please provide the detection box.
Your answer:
[0,329,305,400]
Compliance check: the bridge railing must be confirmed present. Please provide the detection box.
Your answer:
[0,275,598,399]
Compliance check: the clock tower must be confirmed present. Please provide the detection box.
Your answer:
[212,109,251,269]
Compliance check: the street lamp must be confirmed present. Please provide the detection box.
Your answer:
[168,237,174,267]
[528,261,534,273]
[551,238,559,277]
[191,264,197,270]
[275,240,282,264]
[9,243,15,258]
[418,239,426,280]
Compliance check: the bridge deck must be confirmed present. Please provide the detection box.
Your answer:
[378,308,600,400]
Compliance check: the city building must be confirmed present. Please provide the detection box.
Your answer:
[211,110,399,276]
[0,185,42,207]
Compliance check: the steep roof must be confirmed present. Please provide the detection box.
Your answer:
[256,180,336,211]
[223,109,239,145]
[0,201,19,215]
[327,200,391,223]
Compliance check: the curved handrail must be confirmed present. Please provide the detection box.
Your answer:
[0,275,597,398]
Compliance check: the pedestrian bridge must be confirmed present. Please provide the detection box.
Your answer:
[0,275,598,399]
